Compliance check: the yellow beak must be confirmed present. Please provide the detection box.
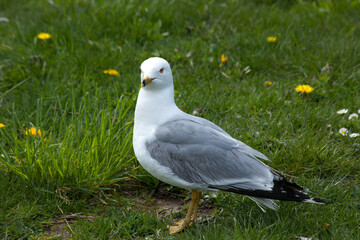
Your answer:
[141,75,155,87]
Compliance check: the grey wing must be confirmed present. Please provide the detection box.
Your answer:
[189,115,269,161]
[146,118,274,190]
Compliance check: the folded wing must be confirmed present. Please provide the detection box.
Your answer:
[146,118,327,208]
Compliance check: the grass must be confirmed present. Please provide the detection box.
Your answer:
[0,0,359,239]
[0,93,134,190]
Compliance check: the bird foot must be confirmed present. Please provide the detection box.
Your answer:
[168,219,193,234]
[168,220,186,234]
[174,219,185,226]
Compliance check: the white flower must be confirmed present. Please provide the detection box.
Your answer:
[358,108,360,114]
[297,237,312,240]
[349,133,359,138]
[337,109,348,114]
[339,128,348,136]
[348,113,359,120]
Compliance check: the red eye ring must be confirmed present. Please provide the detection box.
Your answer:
[159,68,164,73]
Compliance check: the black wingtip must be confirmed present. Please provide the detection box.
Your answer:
[209,176,328,205]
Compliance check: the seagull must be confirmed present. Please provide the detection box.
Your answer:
[133,57,327,234]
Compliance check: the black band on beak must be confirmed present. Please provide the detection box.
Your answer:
[141,76,155,87]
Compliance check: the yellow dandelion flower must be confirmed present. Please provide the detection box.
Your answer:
[25,127,42,137]
[0,123,5,128]
[220,54,228,63]
[267,36,277,43]
[295,84,314,94]
[37,32,52,40]
[103,69,120,76]
[265,81,272,86]
[25,127,36,136]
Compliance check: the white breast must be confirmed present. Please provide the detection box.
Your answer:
[133,133,202,190]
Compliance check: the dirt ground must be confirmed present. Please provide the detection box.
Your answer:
[40,185,217,239]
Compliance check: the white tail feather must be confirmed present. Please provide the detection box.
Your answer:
[248,196,279,212]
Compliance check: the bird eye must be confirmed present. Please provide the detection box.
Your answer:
[159,68,164,73]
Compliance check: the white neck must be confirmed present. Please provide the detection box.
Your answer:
[134,85,181,134]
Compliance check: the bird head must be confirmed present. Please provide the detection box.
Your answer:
[140,57,173,89]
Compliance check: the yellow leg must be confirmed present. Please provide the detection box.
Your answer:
[190,192,201,226]
[169,191,201,234]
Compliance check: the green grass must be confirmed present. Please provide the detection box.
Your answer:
[1,0,360,239]
[0,93,134,192]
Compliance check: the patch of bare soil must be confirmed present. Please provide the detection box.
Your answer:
[40,184,217,238]
[42,222,71,239]
[121,185,217,222]
[41,213,95,239]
